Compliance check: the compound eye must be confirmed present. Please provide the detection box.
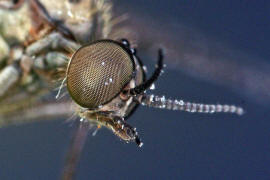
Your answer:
[66,40,134,109]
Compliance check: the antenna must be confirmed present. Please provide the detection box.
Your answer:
[139,94,244,116]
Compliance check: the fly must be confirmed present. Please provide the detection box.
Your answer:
[62,38,244,147]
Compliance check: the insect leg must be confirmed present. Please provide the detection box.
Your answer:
[0,35,9,62]
[129,49,164,95]
[0,0,24,10]
[61,119,90,180]
[111,116,143,147]
[0,101,72,127]
[30,0,75,40]
[0,63,21,98]
[25,32,80,56]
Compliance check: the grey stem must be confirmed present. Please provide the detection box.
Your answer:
[140,94,244,116]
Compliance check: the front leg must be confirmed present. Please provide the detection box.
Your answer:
[90,111,143,147]
[94,111,143,147]
[25,32,80,56]
[112,116,143,147]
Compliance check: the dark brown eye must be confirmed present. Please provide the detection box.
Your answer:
[66,40,134,109]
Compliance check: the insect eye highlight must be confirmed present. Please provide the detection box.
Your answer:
[66,40,135,109]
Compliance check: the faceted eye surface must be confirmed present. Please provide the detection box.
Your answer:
[67,40,134,109]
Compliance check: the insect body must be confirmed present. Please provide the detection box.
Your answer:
[65,39,244,147]
[0,1,245,178]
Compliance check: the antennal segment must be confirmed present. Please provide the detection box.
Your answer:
[139,94,244,116]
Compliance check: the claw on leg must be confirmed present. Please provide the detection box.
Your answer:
[111,116,143,147]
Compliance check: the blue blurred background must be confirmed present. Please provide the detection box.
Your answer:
[0,0,269,179]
